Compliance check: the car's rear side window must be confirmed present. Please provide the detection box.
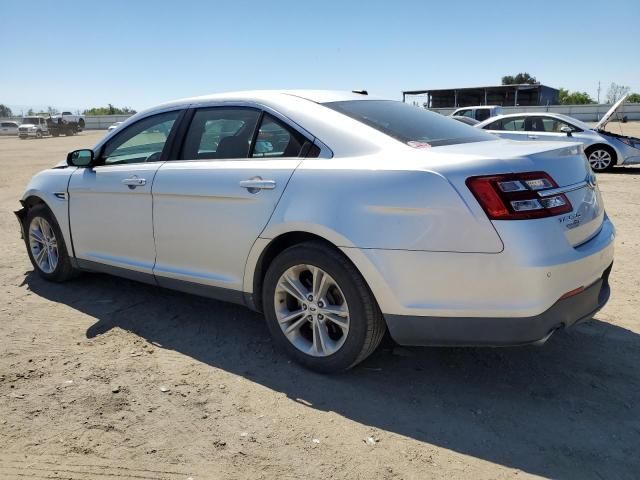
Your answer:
[503,117,526,131]
[484,119,503,130]
[251,114,308,158]
[475,109,491,122]
[323,100,495,147]
[180,108,261,160]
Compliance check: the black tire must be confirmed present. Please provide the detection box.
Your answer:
[262,241,386,373]
[585,145,616,172]
[35,130,43,139]
[78,119,85,130]
[24,204,77,282]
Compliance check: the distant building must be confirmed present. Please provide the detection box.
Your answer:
[402,84,559,108]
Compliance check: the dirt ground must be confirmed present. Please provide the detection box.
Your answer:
[1,128,639,480]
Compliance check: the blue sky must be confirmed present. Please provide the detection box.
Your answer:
[3,0,639,113]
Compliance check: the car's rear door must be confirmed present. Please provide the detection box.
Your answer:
[482,116,530,141]
[151,107,312,296]
[68,110,181,278]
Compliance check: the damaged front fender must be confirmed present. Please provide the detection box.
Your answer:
[14,205,27,239]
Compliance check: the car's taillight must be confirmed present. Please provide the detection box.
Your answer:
[466,172,572,220]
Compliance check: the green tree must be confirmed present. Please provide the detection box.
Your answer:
[558,88,595,105]
[0,104,12,117]
[627,93,640,103]
[27,108,35,116]
[83,105,137,115]
[47,106,60,115]
[502,73,537,85]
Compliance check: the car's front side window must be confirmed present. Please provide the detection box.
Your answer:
[101,111,180,165]
[180,108,261,160]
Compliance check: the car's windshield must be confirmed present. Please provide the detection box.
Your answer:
[22,117,39,124]
[323,100,495,147]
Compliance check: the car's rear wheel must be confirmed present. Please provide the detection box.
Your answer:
[262,241,385,373]
[25,204,77,282]
[586,146,615,172]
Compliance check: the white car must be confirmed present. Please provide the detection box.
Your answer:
[1,121,20,136]
[15,90,614,372]
[475,95,640,172]
[107,121,123,132]
[451,105,503,122]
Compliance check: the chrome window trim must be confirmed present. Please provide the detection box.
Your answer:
[93,101,334,159]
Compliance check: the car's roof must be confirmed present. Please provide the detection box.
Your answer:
[476,111,593,129]
[94,90,403,157]
[157,89,380,110]
[454,105,501,110]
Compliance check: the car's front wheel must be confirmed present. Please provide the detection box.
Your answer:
[586,146,615,172]
[25,204,77,282]
[262,241,385,373]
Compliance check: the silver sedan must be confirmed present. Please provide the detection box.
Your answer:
[16,90,614,372]
[475,95,640,172]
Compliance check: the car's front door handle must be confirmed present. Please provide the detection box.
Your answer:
[122,176,146,187]
[240,177,276,193]
[527,135,538,139]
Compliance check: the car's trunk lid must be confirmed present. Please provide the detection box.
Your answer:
[428,139,604,247]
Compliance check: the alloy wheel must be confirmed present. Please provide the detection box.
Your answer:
[28,217,58,274]
[588,149,612,171]
[274,264,350,357]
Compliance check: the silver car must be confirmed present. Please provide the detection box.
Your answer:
[476,95,640,172]
[1,121,20,136]
[16,90,614,372]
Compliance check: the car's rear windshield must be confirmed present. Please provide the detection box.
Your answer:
[323,100,496,147]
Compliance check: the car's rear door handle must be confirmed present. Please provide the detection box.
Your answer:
[240,177,276,193]
[122,176,146,187]
[528,135,538,139]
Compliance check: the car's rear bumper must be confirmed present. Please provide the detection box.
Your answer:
[341,214,615,346]
[384,263,611,346]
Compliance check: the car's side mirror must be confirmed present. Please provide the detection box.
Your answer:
[560,126,574,137]
[67,149,94,167]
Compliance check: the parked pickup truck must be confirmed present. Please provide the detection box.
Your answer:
[50,111,85,131]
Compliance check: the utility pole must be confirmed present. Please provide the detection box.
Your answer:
[597,81,601,104]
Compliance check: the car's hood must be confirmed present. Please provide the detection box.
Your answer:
[19,123,36,128]
[595,93,629,130]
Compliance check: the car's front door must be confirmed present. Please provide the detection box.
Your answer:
[522,116,581,144]
[151,107,312,295]
[68,110,181,278]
